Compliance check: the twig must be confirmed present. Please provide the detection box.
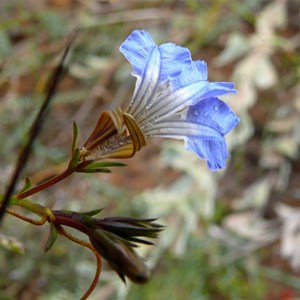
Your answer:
[0,31,77,224]
[17,168,74,200]
[55,224,102,300]
[5,205,102,299]
[5,208,48,226]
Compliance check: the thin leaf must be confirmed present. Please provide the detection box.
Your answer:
[20,178,32,193]
[45,222,58,252]
[79,208,104,217]
[77,161,127,173]
[1,195,18,206]
[68,148,81,171]
[85,161,127,169]
[0,31,78,224]
[79,168,112,173]
[71,122,79,155]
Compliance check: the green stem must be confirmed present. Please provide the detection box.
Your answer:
[17,198,47,216]
[17,168,74,200]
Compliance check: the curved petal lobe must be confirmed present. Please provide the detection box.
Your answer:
[119,30,156,77]
[185,138,228,171]
[187,97,240,135]
[171,60,208,90]
[120,30,192,82]
[158,43,192,81]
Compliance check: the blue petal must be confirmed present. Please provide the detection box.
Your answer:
[171,60,208,89]
[120,30,192,81]
[185,97,240,171]
[128,47,161,117]
[199,82,237,100]
[119,30,156,77]
[186,97,240,135]
[186,138,228,171]
[142,120,223,140]
[171,59,236,97]
[144,81,237,123]
[144,81,209,122]
[158,43,192,81]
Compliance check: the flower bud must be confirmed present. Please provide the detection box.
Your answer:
[53,210,163,284]
[89,229,150,284]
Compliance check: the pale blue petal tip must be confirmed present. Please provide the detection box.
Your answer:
[159,43,192,81]
[187,97,240,136]
[171,60,207,90]
[120,30,193,81]
[185,97,240,170]
[119,30,157,77]
[186,138,228,171]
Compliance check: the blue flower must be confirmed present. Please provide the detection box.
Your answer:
[119,30,240,171]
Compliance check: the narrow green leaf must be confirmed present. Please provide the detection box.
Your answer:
[68,148,80,171]
[2,195,18,206]
[71,122,79,155]
[45,222,58,252]
[82,161,126,170]
[88,161,127,168]
[78,168,112,173]
[79,208,104,217]
[20,177,32,193]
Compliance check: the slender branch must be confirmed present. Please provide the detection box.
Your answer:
[4,201,53,225]
[5,203,102,299]
[55,224,102,300]
[15,198,48,216]
[0,32,77,225]
[5,208,48,225]
[81,248,102,300]
[17,168,74,200]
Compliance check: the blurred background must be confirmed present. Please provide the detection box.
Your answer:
[1,0,300,299]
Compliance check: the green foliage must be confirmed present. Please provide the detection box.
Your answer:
[20,178,33,193]
[0,30,11,57]
[0,234,25,255]
[76,161,127,173]
[71,122,79,155]
[37,11,67,39]
[128,237,266,300]
[44,222,58,252]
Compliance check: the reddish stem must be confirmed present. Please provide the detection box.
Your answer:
[80,247,102,300]
[53,211,91,234]
[17,168,74,200]
[53,220,102,300]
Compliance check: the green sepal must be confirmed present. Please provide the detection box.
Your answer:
[71,122,79,155]
[68,148,80,171]
[79,208,104,217]
[89,162,127,168]
[81,168,111,173]
[77,161,126,173]
[82,161,126,170]
[4,195,18,206]
[20,178,32,193]
[45,222,58,252]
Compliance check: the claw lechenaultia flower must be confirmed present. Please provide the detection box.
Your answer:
[80,30,240,171]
